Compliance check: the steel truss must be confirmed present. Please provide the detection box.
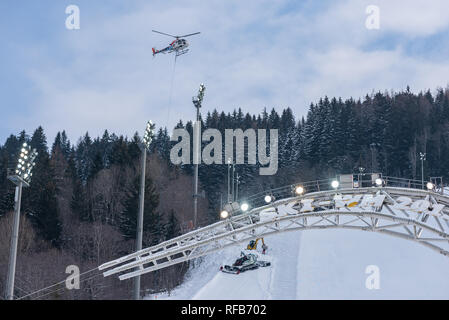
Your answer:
[99,186,449,280]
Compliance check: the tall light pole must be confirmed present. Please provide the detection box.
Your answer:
[192,84,205,229]
[358,166,365,187]
[134,120,155,300]
[227,158,231,203]
[370,143,376,172]
[5,142,37,300]
[235,173,240,201]
[231,162,235,202]
[419,152,426,189]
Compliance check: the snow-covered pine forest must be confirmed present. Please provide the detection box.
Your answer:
[1,87,449,299]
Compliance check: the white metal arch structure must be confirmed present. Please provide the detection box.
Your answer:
[99,181,449,281]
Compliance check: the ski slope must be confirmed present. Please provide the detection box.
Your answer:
[146,188,449,300]
[145,230,302,300]
[146,228,449,300]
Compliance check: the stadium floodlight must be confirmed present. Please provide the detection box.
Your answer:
[192,84,206,110]
[426,182,434,190]
[192,83,206,108]
[240,203,249,212]
[331,180,339,189]
[264,195,273,203]
[375,178,383,186]
[143,120,156,150]
[14,143,37,186]
[135,120,156,301]
[5,142,37,300]
[295,185,305,195]
[419,152,426,189]
[220,210,229,219]
[193,84,206,231]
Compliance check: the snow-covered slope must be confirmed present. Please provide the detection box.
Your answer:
[297,229,449,299]
[145,230,302,300]
[147,215,449,300]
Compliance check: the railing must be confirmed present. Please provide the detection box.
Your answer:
[234,174,444,216]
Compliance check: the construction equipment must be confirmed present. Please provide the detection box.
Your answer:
[220,252,271,274]
[247,238,268,254]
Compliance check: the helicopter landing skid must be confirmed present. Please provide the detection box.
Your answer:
[176,49,189,57]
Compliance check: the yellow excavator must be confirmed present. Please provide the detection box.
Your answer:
[247,238,268,254]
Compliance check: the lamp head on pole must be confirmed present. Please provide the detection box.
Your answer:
[15,142,38,184]
[143,120,156,151]
[419,152,426,161]
[193,83,206,108]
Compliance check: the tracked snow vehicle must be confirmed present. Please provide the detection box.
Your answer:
[220,251,271,274]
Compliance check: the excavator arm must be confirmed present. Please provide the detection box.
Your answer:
[247,238,266,251]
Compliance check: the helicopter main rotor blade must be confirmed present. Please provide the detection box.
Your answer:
[152,30,177,38]
[179,32,201,38]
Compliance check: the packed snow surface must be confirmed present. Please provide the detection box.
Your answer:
[147,191,449,300]
[146,227,449,299]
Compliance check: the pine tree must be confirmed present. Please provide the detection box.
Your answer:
[279,108,296,168]
[52,132,62,155]
[165,210,180,240]
[60,130,71,157]
[30,126,48,155]
[119,175,160,243]
[71,178,90,221]
[0,145,14,217]
[26,127,61,246]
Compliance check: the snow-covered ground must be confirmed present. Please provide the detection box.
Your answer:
[146,226,449,300]
[297,229,449,299]
[145,231,302,300]
[146,189,449,300]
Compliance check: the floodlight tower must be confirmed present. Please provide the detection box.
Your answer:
[370,143,377,172]
[232,162,235,202]
[358,167,365,187]
[235,173,240,201]
[227,158,231,203]
[134,120,155,300]
[5,142,37,300]
[192,84,205,229]
[419,152,426,189]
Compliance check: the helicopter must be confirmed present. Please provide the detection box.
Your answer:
[152,30,200,57]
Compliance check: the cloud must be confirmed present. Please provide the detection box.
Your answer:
[302,46,449,103]
[378,0,449,37]
[11,0,449,144]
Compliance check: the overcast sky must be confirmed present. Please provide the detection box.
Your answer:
[1,0,449,145]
